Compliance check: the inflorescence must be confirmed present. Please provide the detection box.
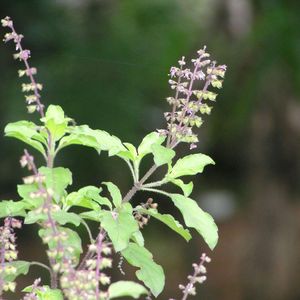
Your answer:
[178,253,211,300]
[61,231,112,300]
[0,217,22,295]
[2,16,45,117]
[163,47,226,149]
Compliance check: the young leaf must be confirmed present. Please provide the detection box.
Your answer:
[151,144,175,166]
[137,132,165,159]
[58,125,102,153]
[122,243,165,297]
[101,203,139,252]
[108,281,148,299]
[39,167,72,203]
[169,179,193,197]
[170,194,218,250]
[5,121,46,155]
[124,143,138,160]
[137,208,191,242]
[3,261,30,282]
[65,186,111,210]
[0,200,27,218]
[41,105,70,141]
[102,182,122,208]
[167,153,215,179]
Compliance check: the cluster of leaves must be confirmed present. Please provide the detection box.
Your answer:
[0,16,226,300]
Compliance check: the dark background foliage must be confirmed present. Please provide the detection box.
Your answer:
[0,0,300,299]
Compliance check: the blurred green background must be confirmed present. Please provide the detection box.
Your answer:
[1,0,300,299]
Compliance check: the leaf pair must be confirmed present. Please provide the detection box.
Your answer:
[118,132,175,167]
[4,105,127,162]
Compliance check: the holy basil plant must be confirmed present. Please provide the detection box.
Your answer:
[0,16,226,300]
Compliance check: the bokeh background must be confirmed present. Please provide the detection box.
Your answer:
[1,0,300,299]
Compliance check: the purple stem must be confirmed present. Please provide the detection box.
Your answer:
[181,256,206,300]
[166,65,184,147]
[24,149,59,288]
[95,231,104,300]
[0,229,6,296]
[8,22,45,118]
[7,20,54,167]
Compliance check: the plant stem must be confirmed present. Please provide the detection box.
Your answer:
[169,63,200,147]
[122,164,158,203]
[166,64,184,147]
[181,254,208,300]
[80,218,94,244]
[24,149,60,288]
[8,20,57,167]
[142,180,167,188]
[30,261,52,273]
[140,187,170,197]
[77,249,93,271]
[134,161,140,182]
[124,160,137,183]
[47,146,54,168]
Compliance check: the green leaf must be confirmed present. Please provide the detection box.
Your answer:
[24,211,46,224]
[58,125,125,155]
[41,105,70,141]
[24,210,81,227]
[58,125,102,153]
[122,243,165,297]
[23,286,63,300]
[80,210,104,222]
[137,132,165,159]
[3,261,30,282]
[5,121,46,155]
[170,194,218,250]
[117,142,139,161]
[125,143,138,159]
[101,203,139,252]
[37,288,63,300]
[17,184,43,209]
[131,230,144,247]
[170,179,193,197]
[65,186,111,210]
[0,200,27,218]
[103,182,122,208]
[39,167,72,203]
[52,211,82,226]
[17,184,37,199]
[151,144,175,166]
[108,281,148,299]
[137,208,191,242]
[168,153,215,179]
[39,227,82,263]
[93,129,126,156]
[65,192,99,211]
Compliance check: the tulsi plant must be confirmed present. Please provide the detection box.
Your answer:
[0,16,226,300]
